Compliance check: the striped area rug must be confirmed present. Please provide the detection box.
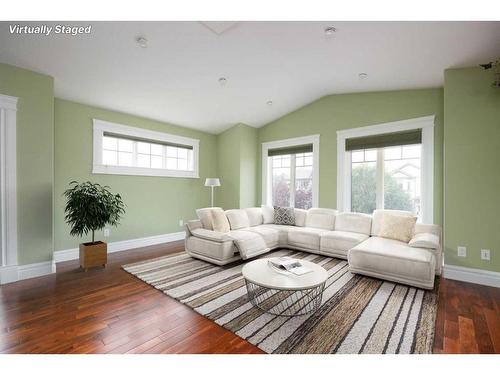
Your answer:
[122,250,438,354]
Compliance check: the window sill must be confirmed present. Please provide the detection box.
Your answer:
[92,164,199,178]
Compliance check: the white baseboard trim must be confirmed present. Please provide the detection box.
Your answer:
[0,260,56,285]
[53,231,186,263]
[443,264,500,288]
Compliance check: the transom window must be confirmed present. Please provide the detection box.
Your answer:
[262,135,319,209]
[93,119,199,178]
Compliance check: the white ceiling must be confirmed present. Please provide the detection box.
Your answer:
[1,21,499,134]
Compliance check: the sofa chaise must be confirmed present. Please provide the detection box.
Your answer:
[184,207,442,289]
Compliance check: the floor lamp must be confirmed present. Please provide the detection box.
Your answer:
[204,178,221,207]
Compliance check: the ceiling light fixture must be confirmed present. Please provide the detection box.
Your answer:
[218,77,228,86]
[266,100,273,106]
[358,73,368,80]
[136,36,148,48]
[324,26,337,36]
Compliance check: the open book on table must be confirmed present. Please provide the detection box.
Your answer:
[268,257,313,276]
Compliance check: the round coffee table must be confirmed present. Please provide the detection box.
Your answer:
[242,258,328,316]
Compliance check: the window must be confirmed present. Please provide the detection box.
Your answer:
[262,135,319,209]
[337,116,434,223]
[93,119,199,178]
[351,144,422,216]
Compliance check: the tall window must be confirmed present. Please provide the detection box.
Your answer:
[262,135,319,209]
[337,116,434,223]
[271,152,313,209]
[93,119,199,178]
[351,144,422,216]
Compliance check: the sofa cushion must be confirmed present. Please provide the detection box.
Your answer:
[211,209,230,233]
[348,237,435,286]
[379,213,417,243]
[274,206,295,225]
[239,226,280,248]
[409,232,440,250]
[334,212,372,235]
[320,230,368,253]
[225,209,250,230]
[305,208,337,230]
[294,208,307,227]
[244,207,264,227]
[196,207,223,230]
[261,205,274,224]
[287,227,327,250]
[371,209,414,236]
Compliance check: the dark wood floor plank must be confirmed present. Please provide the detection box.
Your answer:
[1,242,498,354]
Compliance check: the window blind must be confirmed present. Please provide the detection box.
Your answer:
[345,129,422,151]
[268,143,313,157]
[103,132,193,150]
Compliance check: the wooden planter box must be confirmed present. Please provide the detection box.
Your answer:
[79,241,107,271]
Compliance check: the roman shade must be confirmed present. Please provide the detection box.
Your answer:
[345,129,422,151]
[103,131,193,150]
[268,143,313,156]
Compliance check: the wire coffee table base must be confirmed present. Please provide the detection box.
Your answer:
[244,279,325,317]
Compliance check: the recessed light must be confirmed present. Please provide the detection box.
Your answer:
[359,73,368,80]
[136,36,148,48]
[218,77,228,86]
[324,26,337,36]
[266,100,273,106]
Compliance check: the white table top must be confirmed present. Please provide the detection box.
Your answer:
[241,258,328,290]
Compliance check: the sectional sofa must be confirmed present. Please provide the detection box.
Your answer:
[184,207,442,289]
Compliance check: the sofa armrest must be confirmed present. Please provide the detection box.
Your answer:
[409,232,440,250]
[190,228,233,243]
[185,220,202,237]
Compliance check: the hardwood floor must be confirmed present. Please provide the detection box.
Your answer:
[0,242,498,354]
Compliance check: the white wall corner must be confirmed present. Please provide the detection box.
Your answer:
[443,264,500,288]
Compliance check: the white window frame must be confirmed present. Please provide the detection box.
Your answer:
[92,119,200,178]
[262,134,320,208]
[0,94,18,272]
[337,116,434,223]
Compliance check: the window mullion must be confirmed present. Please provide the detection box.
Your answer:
[132,141,138,167]
[376,148,384,209]
[290,154,296,208]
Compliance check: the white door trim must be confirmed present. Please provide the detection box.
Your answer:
[261,134,320,208]
[336,115,435,223]
[0,94,18,271]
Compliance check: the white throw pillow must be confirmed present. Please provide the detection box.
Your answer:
[409,232,440,249]
[211,209,230,233]
[378,213,417,243]
[294,208,307,227]
[225,209,250,230]
[261,205,274,224]
[196,207,223,230]
[244,207,264,226]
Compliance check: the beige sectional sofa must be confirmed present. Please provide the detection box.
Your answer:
[184,207,442,289]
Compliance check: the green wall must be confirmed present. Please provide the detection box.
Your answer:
[54,99,217,251]
[257,88,444,226]
[0,63,54,265]
[216,123,258,209]
[444,68,500,272]
[216,125,242,209]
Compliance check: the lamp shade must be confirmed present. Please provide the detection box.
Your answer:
[204,178,221,187]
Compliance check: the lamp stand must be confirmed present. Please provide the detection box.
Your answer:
[211,186,215,207]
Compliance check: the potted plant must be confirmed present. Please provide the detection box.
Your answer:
[64,181,125,271]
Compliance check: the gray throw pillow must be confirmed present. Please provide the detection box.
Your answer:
[274,206,295,225]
